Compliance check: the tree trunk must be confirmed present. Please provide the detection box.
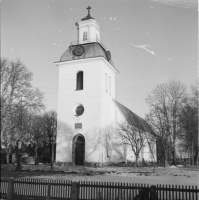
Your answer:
[172,148,176,165]
[51,132,55,170]
[164,150,168,168]
[6,147,10,164]
[135,154,139,167]
[35,146,38,158]
[188,145,190,165]
[5,144,12,164]
[51,141,54,170]
[49,142,52,158]
[180,146,183,163]
[35,146,39,165]
[191,142,194,165]
[15,141,21,170]
[196,153,199,166]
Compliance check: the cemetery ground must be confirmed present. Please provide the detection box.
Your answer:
[1,163,199,186]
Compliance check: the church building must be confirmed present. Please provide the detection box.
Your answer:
[55,7,156,165]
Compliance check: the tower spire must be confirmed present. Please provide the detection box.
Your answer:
[81,6,94,21]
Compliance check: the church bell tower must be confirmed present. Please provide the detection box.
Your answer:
[55,7,119,165]
[75,6,101,44]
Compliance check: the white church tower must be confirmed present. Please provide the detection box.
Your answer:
[55,7,119,165]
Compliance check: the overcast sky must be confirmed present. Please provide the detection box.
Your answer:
[2,0,198,118]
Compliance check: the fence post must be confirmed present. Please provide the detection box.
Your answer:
[71,182,79,200]
[150,185,158,200]
[7,178,14,200]
[47,184,51,200]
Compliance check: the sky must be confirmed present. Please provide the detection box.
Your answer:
[1,0,198,118]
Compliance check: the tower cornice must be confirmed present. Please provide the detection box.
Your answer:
[76,19,102,30]
[54,57,119,74]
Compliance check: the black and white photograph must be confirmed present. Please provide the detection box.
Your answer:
[1,0,198,199]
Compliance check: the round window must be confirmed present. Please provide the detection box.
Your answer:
[73,104,84,116]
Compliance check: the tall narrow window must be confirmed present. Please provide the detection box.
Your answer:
[105,73,107,92]
[109,76,111,95]
[83,32,87,41]
[76,71,83,90]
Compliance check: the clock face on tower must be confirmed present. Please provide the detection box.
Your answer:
[73,45,84,56]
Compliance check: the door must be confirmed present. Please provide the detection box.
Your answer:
[75,136,85,165]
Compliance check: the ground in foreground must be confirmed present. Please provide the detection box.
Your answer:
[1,164,198,186]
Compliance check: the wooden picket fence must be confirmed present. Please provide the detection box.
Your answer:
[1,178,72,200]
[0,178,198,200]
[78,181,198,200]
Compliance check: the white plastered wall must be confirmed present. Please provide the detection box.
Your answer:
[100,101,128,164]
[79,26,89,42]
[77,20,101,43]
[56,57,117,163]
[124,133,157,163]
[108,104,157,164]
[90,26,100,41]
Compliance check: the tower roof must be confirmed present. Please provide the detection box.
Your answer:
[60,42,115,67]
[81,6,94,21]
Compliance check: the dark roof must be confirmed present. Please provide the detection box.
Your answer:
[113,99,153,133]
[60,42,115,67]
[81,14,94,21]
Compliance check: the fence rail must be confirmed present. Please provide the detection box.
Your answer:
[0,178,198,200]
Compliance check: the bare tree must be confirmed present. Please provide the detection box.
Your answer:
[42,111,57,168]
[1,104,35,168]
[116,120,149,167]
[1,58,45,166]
[28,111,57,167]
[1,58,45,139]
[179,83,198,165]
[28,114,45,160]
[1,117,13,164]
[190,82,198,108]
[146,80,187,166]
[191,82,199,165]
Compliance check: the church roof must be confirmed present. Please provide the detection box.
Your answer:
[113,99,153,133]
[60,42,115,67]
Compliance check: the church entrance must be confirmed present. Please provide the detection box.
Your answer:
[72,134,85,165]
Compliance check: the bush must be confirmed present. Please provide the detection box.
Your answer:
[41,148,51,163]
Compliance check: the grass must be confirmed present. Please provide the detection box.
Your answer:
[1,163,199,186]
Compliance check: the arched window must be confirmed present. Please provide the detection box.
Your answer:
[76,71,83,90]
[83,32,87,41]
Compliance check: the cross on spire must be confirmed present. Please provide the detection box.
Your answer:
[87,6,91,15]
[81,6,94,21]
